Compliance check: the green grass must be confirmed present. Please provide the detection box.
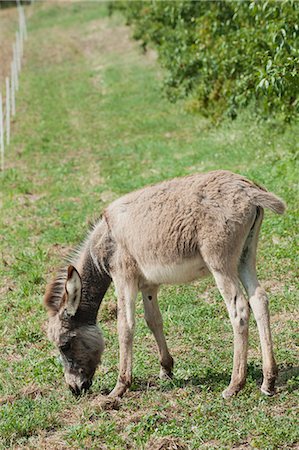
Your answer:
[0,2,298,449]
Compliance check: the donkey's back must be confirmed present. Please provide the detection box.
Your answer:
[102,170,284,285]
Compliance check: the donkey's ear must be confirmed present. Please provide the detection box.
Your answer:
[65,265,82,316]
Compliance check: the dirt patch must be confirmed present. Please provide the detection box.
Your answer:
[145,436,188,450]
[89,394,120,413]
[271,311,297,323]
[100,300,117,322]
[80,16,157,83]
[27,26,82,69]
[262,279,285,295]
[0,383,45,405]
[19,430,69,450]
[0,6,18,89]
[0,276,15,299]
[48,243,73,261]
[26,16,139,75]
[16,192,45,207]
[200,441,222,449]
[83,21,134,58]
[100,190,117,204]
[79,19,140,100]
[232,443,251,449]
[0,3,34,112]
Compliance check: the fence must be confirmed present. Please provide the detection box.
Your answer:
[0,1,28,171]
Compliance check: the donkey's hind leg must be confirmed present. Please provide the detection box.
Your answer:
[142,287,174,379]
[239,208,278,396]
[211,269,250,398]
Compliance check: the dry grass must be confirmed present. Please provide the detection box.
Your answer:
[0,383,45,406]
[145,436,188,450]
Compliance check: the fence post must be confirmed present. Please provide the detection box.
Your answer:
[16,31,22,72]
[0,93,4,171]
[11,62,16,117]
[6,78,10,146]
[21,5,28,41]
[1,0,30,171]
[13,44,19,91]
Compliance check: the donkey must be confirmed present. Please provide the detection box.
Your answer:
[44,170,285,399]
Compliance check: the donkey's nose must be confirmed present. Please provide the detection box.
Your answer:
[81,379,92,392]
[69,384,81,396]
[68,379,92,396]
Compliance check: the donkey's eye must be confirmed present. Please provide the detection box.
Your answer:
[60,342,71,353]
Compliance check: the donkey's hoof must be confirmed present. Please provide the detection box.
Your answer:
[261,376,276,397]
[260,386,275,397]
[159,367,173,380]
[222,388,235,399]
[222,385,242,399]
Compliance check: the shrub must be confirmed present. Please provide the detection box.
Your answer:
[112,0,299,122]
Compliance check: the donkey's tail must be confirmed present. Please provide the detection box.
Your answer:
[251,187,286,215]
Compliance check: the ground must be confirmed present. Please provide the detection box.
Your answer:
[0,2,298,449]
[0,6,18,88]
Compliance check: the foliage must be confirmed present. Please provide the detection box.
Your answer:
[113,0,299,122]
[0,1,31,9]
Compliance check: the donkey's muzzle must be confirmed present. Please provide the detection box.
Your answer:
[69,379,92,396]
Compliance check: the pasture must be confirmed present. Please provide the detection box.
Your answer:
[0,3,298,449]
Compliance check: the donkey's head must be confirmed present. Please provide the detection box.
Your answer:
[44,266,104,395]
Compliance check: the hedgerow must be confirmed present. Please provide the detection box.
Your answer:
[112,0,299,122]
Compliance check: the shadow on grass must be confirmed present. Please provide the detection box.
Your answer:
[129,369,231,394]
[126,362,299,395]
[276,365,299,393]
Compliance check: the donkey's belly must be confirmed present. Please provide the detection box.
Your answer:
[140,256,209,285]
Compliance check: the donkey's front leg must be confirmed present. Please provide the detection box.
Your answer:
[109,279,138,398]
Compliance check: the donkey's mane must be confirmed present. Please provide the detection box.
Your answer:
[44,221,102,315]
[44,267,68,314]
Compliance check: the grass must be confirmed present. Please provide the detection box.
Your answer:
[0,2,298,449]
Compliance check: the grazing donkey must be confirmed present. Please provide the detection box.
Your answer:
[44,170,285,399]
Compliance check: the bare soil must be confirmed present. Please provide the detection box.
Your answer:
[0,6,18,89]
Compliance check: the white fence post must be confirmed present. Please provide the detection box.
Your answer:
[19,16,23,56]
[20,4,28,41]
[13,44,19,91]
[11,62,16,117]
[6,78,10,146]
[1,0,30,170]
[16,31,22,72]
[0,93,4,171]
[21,6,28,41]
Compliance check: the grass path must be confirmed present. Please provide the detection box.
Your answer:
[0,3,298,449]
